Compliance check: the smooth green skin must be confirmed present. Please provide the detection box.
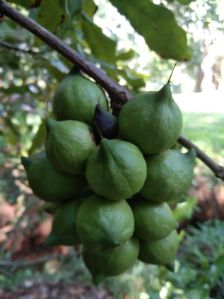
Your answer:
[131,199,177,241]
[118,83,183,154]
[140,149,196,203]
[82,238,139,284]
[53,70,108,125]
[139,230,179,265]
[76,195,135,250]
[46,200,81,246]
[45,119,95,175]
[21,153,88,202]
[86,138,147,201]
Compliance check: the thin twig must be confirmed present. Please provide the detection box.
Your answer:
[178,136,224,180]
[0,0,223,179]
[0,40,39,54]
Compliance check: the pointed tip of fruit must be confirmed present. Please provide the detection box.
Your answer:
[94,104,106,119]
[95,103,108,114]
[92,273,105,285]
[100,137,108,144]
[95,103,101,111]
[162,82,171,91]
[99,138,110,153]
[165,261,175,272]
[107,235,121,247]
[45,233,58,246]
[185,148,196,161]
[157,83,172,101]
[21,156,31,169]
[45,118,56,131]
[42,203,59,215]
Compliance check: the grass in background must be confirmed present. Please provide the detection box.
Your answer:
[182,113,224,164]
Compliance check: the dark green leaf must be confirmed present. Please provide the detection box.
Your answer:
[108,0,191,61]
[0,22,30,43]
[64,0,82,17]
[1,85,29,95]
[81,17,117,64]
[0,51,20,69]
[37,0,65,33]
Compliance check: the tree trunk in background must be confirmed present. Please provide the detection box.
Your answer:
[194,65,204,92]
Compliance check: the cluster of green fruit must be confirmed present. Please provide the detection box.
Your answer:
[22,68,195,284]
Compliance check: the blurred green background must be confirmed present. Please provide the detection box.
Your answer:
[0,0,224,298]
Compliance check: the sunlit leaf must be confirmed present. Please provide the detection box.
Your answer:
[28,119,46,154]
[4,116,20,145]
[173,197,197,222]
[81,16,117,64]
[83,0,97,17]
[109,0,191,61]
[116,49,135,61]
[176,0,195,5]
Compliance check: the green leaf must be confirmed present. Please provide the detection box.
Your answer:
[176,0,195,5]
[108,0,191,61]
[83,0,97,17]
[0,22,30,43]
[6,0,35,8]
[173,197,197,222]
[118,69,145,91]
[116,49,135,61]
[28,119,46,155]
[64,0,82,17]
[37,0,65,33]
[1,85,29,95]
[0,51,20,70]
[81,16,117,64]
[32,59,65,80]
[4,116,20,146]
